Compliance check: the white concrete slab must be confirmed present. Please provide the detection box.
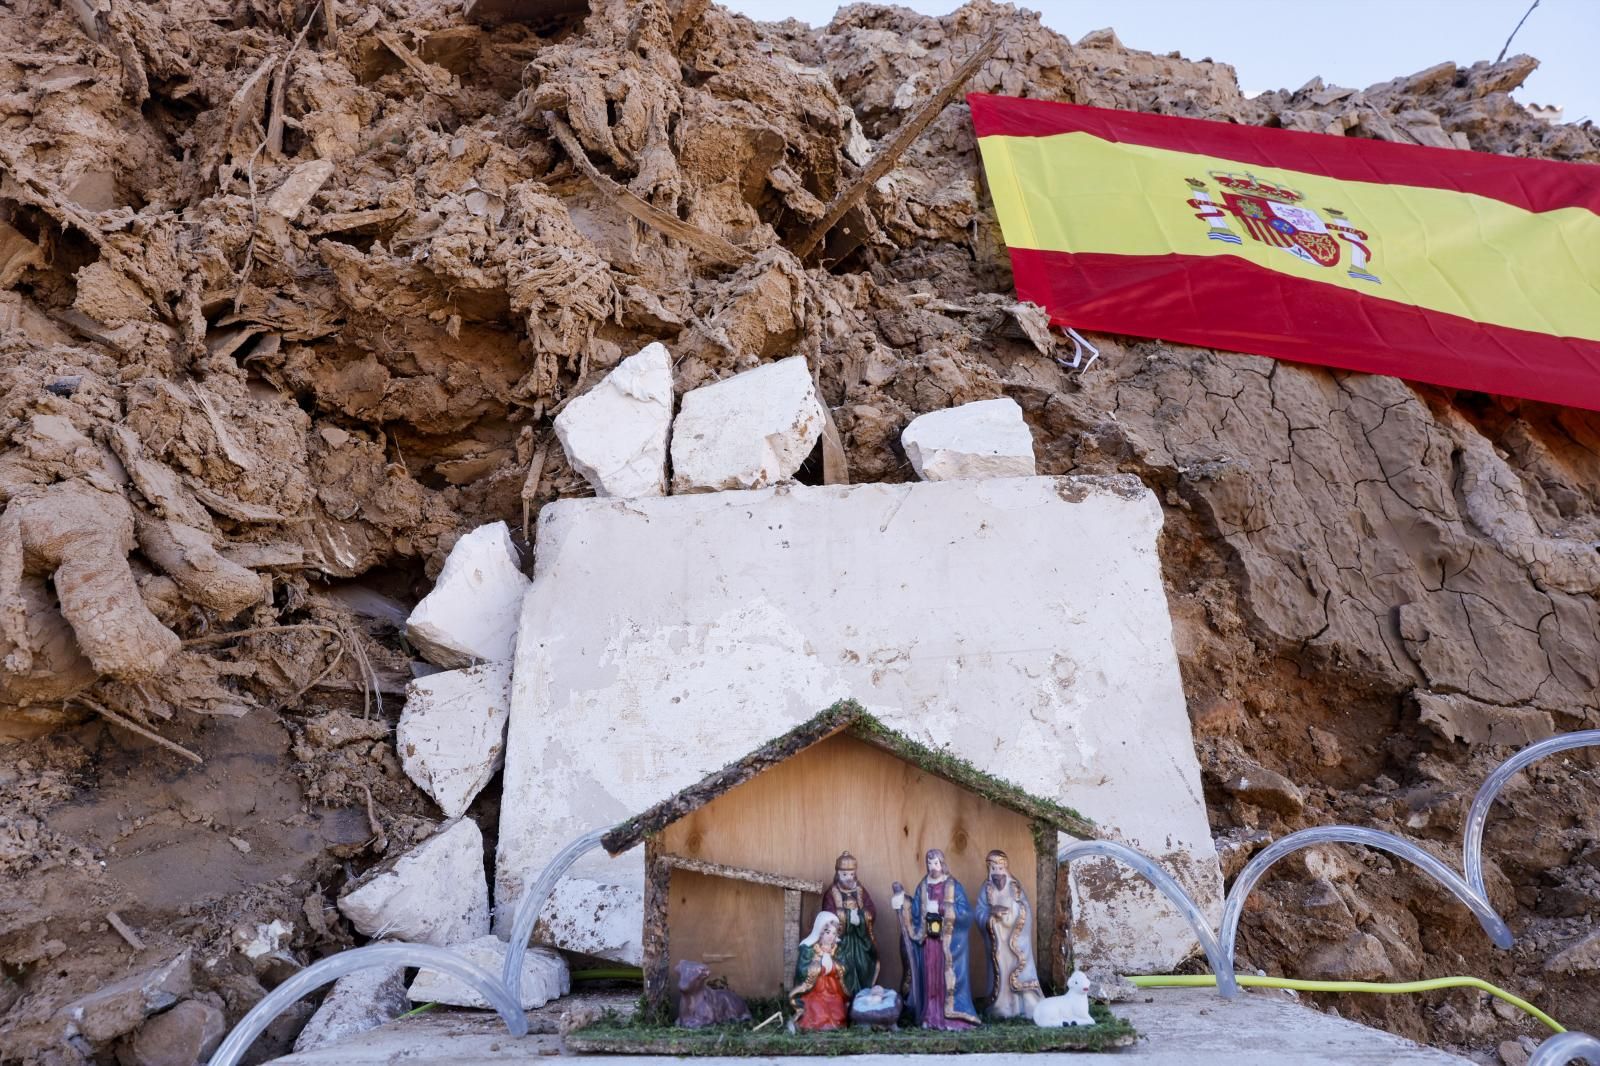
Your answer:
[266,988,1474,1064]
[495,476,1220,973]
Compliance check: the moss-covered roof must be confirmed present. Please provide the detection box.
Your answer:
[600,699,1097,854]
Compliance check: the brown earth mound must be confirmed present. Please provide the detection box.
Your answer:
[1,1,1597,1062]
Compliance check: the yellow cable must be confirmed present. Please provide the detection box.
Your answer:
[1127,974,1565,1033]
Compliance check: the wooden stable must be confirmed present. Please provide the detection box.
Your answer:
[600,701,1097,1015]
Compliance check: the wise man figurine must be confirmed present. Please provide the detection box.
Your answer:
[974,849,1044,1019]
[892,847,978,1029]
[824,852,879,993]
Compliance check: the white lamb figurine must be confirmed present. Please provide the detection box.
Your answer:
[1033,970,1096,1027]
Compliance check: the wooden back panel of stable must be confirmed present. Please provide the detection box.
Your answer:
[659,732,1038,1002]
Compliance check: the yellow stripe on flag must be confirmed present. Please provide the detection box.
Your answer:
[978,131,1600,342]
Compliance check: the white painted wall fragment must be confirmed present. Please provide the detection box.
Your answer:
[496,476,1220,974]
[901,397,1037,481]
[339,818,489,946]
[398,662,512,818]
[669,355,824,493]
[553,342,673,499]
[406,937,569,1010]
[405,522,529,668]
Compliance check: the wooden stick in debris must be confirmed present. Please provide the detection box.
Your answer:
[521,441,549,541]
[791,33,1001,261]
[75,697,203,765]
[546,112,752,267]
[107,910,146,951]
[377,31,456,97]
[320,0,338,50]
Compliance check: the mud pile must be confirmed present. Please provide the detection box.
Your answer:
[1,0,1597,1061]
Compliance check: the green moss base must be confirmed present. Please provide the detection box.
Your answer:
[565,1005,1136,1056]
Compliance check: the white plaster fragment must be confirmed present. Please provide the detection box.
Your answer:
[406,936,569,1010]
[293,966,408,1053]
[496,476,1220,973]
[398,662,512,819]
[553,342,673,499]
[338,819,489,947]
[405,522,529,668]
[901,397,1037,481]
[266,159,336,221]
[669,355,824,493]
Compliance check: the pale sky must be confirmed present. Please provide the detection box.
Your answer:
[726,0,1597,124]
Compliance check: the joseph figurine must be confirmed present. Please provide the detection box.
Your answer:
[892,848,978,1029]
[974,849,1043,1019]
[824,852,879,992]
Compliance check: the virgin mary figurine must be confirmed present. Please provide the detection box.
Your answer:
[790,911,853,1031]
[892,848,978,1029]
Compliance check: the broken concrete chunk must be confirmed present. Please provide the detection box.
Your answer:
[669,356,824,493]
[405,522,529,668]
[406,936,569,1010]
[337,818,490,947]
[901,397,1037,481]
[553,342,673,499]
[398,662,512,819]
[292,966,408,1053]
[266,159,337,221]
[57,952,192,1043]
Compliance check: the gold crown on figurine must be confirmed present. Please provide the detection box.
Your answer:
[835,852,858,871]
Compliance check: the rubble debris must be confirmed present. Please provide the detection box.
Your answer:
[900,397,1037,480]
[1223,761,1306,816]
[292,967,409,1053]
[56,953,192,1044]
[338,819,491,947]
[3,0,1599,1058]
[406,936,570,1009]
[120,998,226,1066]
[669,356,825,493]
[1546,928,1600,976]
[398,661,513,819]
[1417,691,1557,748]
[405,522,530,669]
[553,342,674,499]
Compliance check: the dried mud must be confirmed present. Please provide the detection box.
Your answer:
[0,1,1597,1062]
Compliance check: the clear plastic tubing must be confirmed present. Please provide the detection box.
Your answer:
[206,941,526,1066]
[1529,1032,1600,1066]
[1464,730,1600,902]
[1219,826,1514,978]
[1058,839,1238,998]
[501,825,613,1004]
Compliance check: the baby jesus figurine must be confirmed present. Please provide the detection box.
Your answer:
[790,911,853,1031]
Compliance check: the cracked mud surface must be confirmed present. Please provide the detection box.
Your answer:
[0,1,1597,1061]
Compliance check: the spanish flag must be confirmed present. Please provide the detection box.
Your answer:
[969,93,1600,410]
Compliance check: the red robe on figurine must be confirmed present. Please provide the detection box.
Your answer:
[791,911,852,1031]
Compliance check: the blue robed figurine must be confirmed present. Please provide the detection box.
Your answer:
[891,848,979,1029]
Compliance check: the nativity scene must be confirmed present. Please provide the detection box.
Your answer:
[571,701,1134,1054]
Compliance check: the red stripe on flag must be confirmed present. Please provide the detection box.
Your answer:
[968,94,1600,217]
[1009,247,1600,411]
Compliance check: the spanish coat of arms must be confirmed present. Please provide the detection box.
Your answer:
[1185,172,1380,284]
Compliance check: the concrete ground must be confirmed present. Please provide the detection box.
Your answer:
[268,987,1473,1064]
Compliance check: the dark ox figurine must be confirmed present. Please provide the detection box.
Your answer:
[674,959,752,1029]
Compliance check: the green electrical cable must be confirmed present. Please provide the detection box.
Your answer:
[1127,974,1564,1033]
